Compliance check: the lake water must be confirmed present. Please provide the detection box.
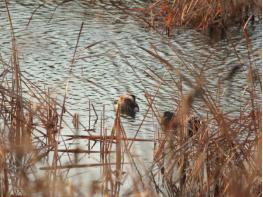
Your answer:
[0,0,261,195]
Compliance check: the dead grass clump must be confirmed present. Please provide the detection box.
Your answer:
[142,42,261,197]
[150,84,261,196]
[141,0,261,36]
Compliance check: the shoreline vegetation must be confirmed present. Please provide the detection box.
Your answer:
[0,0,262,196]
[145,0,261,34]
[111,0,261,37]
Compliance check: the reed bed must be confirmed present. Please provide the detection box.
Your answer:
[0,0,261,197]
[110,0,261,36]
[149,71,261,196]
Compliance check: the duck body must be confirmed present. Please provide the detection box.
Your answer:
[114,94,139,117]
[160,111,201,136]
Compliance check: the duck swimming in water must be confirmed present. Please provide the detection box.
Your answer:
[114,94,139,117]
[160,111,201,136]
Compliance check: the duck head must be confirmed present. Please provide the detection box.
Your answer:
[160,111,177,131]
[163,111,174,122]
[130,94,136,101]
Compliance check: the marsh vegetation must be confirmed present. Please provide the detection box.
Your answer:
[0,0,261,196]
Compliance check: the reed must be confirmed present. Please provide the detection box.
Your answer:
[0,0,261,196]
[112,0,261,36]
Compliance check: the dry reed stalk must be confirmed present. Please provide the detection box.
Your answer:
[70,22,84,71]
[40,162,130,170]
[65,134,154,142]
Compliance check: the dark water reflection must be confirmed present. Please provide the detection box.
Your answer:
[0,0,261,193]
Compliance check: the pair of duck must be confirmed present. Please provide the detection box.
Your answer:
[114,94,201,135]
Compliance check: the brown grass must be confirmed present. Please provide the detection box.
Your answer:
[111,0,261,36]
[0,0,261,196]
